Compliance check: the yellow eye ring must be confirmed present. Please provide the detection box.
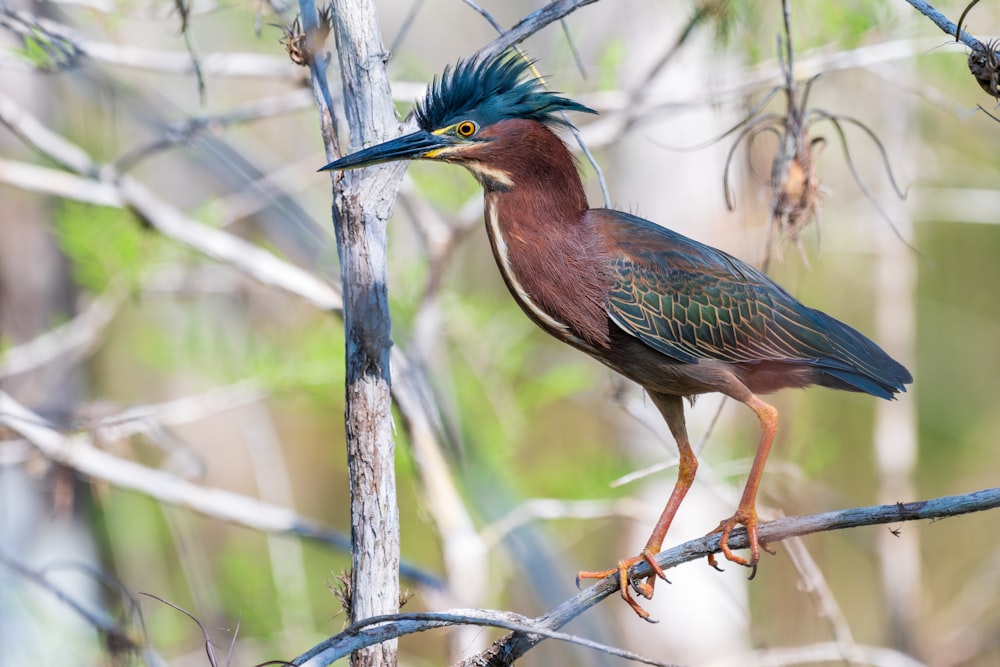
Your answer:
[456,120,477,137]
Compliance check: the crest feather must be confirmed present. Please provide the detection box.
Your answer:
[414,52,595,131]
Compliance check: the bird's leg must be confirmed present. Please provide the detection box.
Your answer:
[708,393,779,571]
[577,393,697,620]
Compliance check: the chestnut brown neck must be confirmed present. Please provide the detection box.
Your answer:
[459,119,611,349]
[456,118,588,214]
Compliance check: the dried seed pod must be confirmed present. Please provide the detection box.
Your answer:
[277,16,308,67]
[968,39,1000,99]
[774,136,826,243]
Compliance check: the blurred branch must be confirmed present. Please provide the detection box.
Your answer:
[113,90,315,172]
[291,609,680,667]
[0,551,166,666]
[0,390,443,589]
[783,536,859,662]
[0,7,299,78]
[0,154,343,311]
[583,36,948,149]
[0,288,122,380]
[172,0,207,103]
[704,641,926,667]
[44,0,220,19]
[86,381,266,441]
[481,497,649,549]
[0,91,343,311]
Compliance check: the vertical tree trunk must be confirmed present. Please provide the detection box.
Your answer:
[303,1,403,665]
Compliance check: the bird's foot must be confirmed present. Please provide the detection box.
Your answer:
[577,547,669,622]
[706,507,775,577]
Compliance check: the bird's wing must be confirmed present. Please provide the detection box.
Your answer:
[594,210,864,368]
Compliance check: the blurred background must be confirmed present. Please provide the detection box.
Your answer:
[1,0,999,665]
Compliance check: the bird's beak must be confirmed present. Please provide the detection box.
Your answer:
[318,130,453,172]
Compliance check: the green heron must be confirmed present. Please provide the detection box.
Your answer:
[321,53,912,619]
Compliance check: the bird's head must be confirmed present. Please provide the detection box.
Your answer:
[319,52,596,177]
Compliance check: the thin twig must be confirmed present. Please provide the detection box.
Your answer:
[173,0,207,103]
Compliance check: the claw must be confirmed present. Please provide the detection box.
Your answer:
[578,548,669,620]
[706,552,724,572]
[707,507,773,574]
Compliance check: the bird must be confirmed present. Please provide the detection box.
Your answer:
[320,52,912,619]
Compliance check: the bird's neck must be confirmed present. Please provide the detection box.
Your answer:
[473,120,611,349]
[476,119,589,220]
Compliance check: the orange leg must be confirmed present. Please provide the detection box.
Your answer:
[577,393,697,620]
[707,394,779,573]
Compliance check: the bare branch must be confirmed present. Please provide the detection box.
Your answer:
[456,488,1000,666]
[291,609,682,667]
[305,2,403,665]
[901,0,978,49]
[476,0,600,60]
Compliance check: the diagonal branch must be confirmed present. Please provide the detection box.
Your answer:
[456,487,1000,666]
[292,609,681,667]
[901,0,978,49]
[271,487,1000,665]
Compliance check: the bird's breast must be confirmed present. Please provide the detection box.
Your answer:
[484,199,583,345]
[483,196,613,352]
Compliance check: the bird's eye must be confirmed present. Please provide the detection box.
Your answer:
[455,120,478,137]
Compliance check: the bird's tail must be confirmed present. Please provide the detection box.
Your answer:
[811,311,913,400]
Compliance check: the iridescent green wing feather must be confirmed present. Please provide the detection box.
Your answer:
[595,211,892,379]
[607,260,837,365]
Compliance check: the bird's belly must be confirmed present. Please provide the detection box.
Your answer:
[579,330,727,397]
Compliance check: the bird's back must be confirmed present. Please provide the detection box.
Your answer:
[587,209,912,400]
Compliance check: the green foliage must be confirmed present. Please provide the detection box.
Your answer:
[134,302,347,397]
[54,201,175,293]
[707,0,893,63]
[217,543,281,637]
[408,161,479,211]
[917,221,1000,485]
[434,288,615,501]
[17,30,55,69]
[13,26,73,70]
[596,40,626,92]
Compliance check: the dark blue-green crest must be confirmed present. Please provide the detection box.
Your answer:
[414,52,596,132]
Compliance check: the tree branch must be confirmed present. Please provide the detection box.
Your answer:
[280,488,999,666]
[292,609,681,667]
[457,487,1000,666]
[901,0,978,49]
